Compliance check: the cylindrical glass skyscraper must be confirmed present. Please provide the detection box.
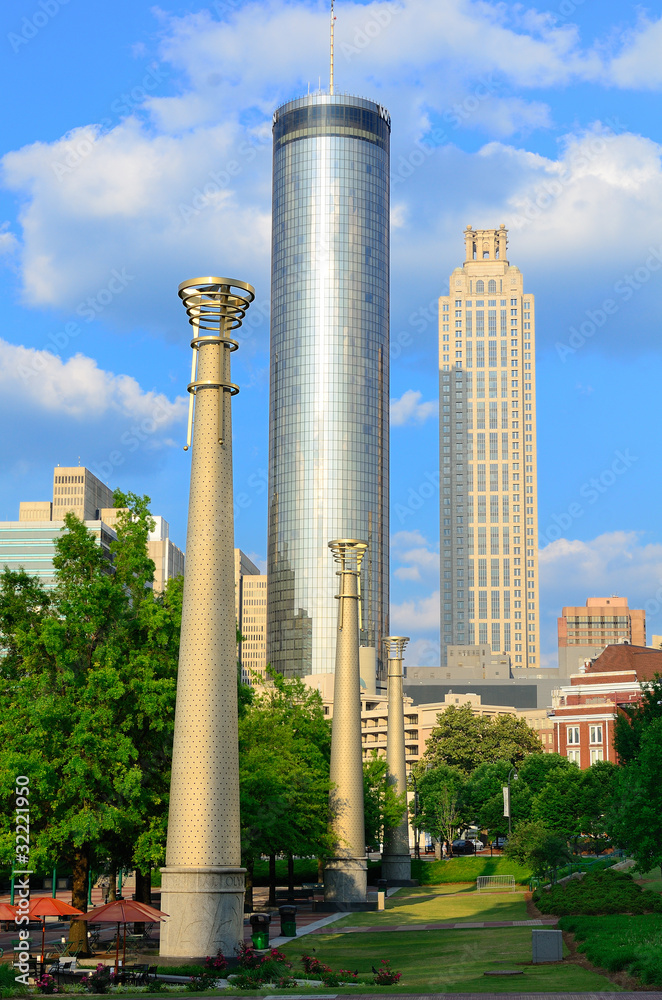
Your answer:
[268,93,390,681]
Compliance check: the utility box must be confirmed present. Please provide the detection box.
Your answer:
[532,929,563,963]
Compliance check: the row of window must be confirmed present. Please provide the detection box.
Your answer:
[567,725,603,744]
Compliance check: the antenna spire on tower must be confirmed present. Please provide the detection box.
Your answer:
[330,0,336,95]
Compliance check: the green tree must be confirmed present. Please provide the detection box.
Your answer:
[0,500,180,953]
[613,674,662,765]
[421,704,543,774]
[609,718,662,874]
[362,754,406,853]
[504,819,570,879]
[238,671,333,906]
[413,764,469,849]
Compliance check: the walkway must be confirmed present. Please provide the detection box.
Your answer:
[313,917,559,934]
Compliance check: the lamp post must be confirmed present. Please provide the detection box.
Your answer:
[410,773,420,860]
[506,767,517,836]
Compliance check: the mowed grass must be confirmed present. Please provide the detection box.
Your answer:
[638,870,662,894]
[331,883,529,928]
[411,856,531,885]
[275,927,621,993]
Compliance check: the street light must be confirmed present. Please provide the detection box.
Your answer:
[506,767,518,836]
[409,772,421,860]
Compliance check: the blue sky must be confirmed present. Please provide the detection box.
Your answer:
[2,0,662,667]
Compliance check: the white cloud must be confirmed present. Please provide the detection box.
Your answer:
[0,339,186,425]
[605,15,662,89]
[0,222,17,256]
[392,530,439,581]
[538,531,662,662]
[390,389,438,426]
[404,636,441,667]
[391,589,440,631]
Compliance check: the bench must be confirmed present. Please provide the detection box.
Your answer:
[274,889,313,902]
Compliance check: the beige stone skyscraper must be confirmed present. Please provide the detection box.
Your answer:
[438,227,540,668]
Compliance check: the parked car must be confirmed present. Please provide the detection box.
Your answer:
[451,839,478,855]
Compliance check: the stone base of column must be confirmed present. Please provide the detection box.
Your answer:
[323,857,367,905]
[381,855,417,885]
[159,866,246,960]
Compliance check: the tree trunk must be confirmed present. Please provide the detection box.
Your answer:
[287,854,295,902]
[317,857,324,883]
[133,868,151,934]
[244,857,254,913]
[68,847,91,956]
[268,854,277,907]
[107,870,117,903]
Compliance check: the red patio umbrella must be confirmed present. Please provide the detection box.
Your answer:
[72,899,168,974]
[29,897,84,964]
[0,901,17,928]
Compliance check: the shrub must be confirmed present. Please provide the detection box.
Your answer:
[236,941,262,970]
[373,959,402,985]
[34,974,58,995]
[560,914,662,986]
[301,955,332,976]
[534,869,662,916]
[186,972,219,992]
[80,964,111,994]
[0,964,28,998]
[204,950,228,973]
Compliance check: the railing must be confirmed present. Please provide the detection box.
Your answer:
[528,850,625,891]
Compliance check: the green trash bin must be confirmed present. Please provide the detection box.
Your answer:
[249,912,271,949]
[279,904,297,937]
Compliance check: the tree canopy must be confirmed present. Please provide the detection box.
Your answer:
[0,500,180,952]
[420,704,544,774]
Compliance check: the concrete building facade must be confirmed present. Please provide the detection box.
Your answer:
[234,550,267,684]
[267,93,390,684]
[550,644,662,768]
[438,227,540,667]
[2,466,184,593]
[557,596,645,674]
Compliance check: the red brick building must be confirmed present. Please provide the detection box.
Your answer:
[551,644,662,768]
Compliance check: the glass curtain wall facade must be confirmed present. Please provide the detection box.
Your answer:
[268,93,390,680]
[438,227,540,667]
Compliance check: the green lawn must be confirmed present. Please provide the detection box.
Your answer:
[638,870,662,894]
[272,927,620,993]
[331,883,529,927]
[411,856,531,884]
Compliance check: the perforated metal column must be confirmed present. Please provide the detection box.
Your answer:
[160,278,252,959]
[382,637,412,883]
[324,541,368,904]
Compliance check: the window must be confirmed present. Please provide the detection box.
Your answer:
[488,279,496,293]
[566,726,580,745]
[589,725,603,744]
[590,748,604,765]
[567,749,580,764]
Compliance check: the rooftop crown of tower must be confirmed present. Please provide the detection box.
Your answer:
[464,224,509,268]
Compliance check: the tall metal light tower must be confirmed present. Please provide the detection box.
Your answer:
[382,636,413,884]
[160,277,254,959]
[324,539,368,905]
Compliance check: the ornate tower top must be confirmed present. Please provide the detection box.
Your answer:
[463,225,508,268]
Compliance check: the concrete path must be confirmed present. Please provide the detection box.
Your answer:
[310,917,559,934]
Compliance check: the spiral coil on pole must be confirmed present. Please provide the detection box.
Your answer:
[178,277,255,450]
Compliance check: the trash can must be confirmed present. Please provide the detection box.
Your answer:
[377,878,387,911]
[279,905,297,937]
[249,912,271,949]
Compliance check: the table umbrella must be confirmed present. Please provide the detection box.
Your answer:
[71,900,168,974]
[0,902,17,922]
[29,897,84,963]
